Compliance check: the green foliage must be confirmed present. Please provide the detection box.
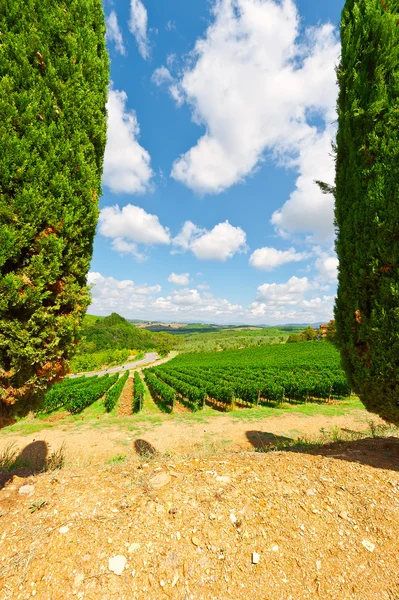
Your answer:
[104,371,129,412]
[286,334,302,343]
[144,370,176,412]
[65,373,118,413]
[156,337,174,358]
[133,371,144,413]
[175,326,295,353]
[43,372,118,414]
[155,368,206,410]
[287,326,318,343]
[70,348,132,373]
[0,0,109,407]
[151,342,351,407]
[77,313,177,355]
[335,0,399,423]
[43,373,98,411]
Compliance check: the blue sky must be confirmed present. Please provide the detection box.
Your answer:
[89,0,345,324]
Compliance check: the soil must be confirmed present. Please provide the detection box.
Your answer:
[0,410,384,467]
[1,439,399,600]
[117,378,133,418]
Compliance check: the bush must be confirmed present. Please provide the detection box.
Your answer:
[335,0,399,423]
[65,374,118,414]
[0,0,109,408]
[144,370,175,412]
[133,371,145,413]
[104,371,129,413]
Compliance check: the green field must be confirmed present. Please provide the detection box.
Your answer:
[34,340,349,422]
[145,342,350,412]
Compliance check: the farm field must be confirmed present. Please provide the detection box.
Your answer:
[0,341,384,466]
[0,341,380,460]
[145,342,351,412]
[2,341,399,600]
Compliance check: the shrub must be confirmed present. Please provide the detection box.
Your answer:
[335,0,399,423]
[133,371,145,413]
[104,371,129,413]
[0,0,109,409]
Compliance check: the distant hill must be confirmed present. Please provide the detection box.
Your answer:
[79,313,159,352]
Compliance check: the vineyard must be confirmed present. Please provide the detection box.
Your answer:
[40,342,351,417]
[43,372,127,414]
[144,342,351,411]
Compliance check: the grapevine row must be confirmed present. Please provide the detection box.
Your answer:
[133,372,145,413]
[104,371,129,412]
[144,370,176,412]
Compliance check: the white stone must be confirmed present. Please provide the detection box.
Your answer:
[59,526,69,534]
[216,476,231,484]
[108,555,127,576]
[19,485,35,497]
[362,539,375,553]
[252,552,260,564]
[149,473,171,489]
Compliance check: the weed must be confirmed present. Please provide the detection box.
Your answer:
[29,499,47,513]
[254,422,399,454]
[107,453,127,465]
[46,443,66,471]
[0,442,18,471]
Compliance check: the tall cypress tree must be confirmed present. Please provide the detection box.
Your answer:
[335,0,399,423]
[0,0,109,409]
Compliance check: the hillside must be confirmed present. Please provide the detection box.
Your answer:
[78,313,156,352]
[1,438,398,600]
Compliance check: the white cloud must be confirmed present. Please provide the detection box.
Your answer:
[172,221,201,252]
[129,0,150,59]
[168,272,190,286]
[88,272,161,313]
[250,275,334,322]
[160,0,338,238]
[87,272,334,324]
[111,238,145,261]
[270,127,336,240]
[166,20,176,32]
[197,283,210,290]
[172,220,247,261]
[152,67,184,106]
[103,88,153,194]
[314,249,339,284]
[256,276,312,305]
[169,288,202,306]
[249,246,310,271]
[152,66,174,86]
[99,204,170,259]
[106,11,126,55]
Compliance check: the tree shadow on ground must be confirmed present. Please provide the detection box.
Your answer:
[246,430,292,451]
[0,440,48,490]
[300,436,399,472]
[247,429,399,472]
[134,439,157,458]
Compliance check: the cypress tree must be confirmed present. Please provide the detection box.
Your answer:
[335,0,399,423]
[0,0,109,409]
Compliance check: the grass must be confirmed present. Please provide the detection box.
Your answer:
[0,395,367,437]
[107,453,127,465]
[0,441,65,472]
[253,421,399,453]
[0,442,19,471]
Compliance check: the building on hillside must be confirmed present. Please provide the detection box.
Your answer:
[319,320,335,338]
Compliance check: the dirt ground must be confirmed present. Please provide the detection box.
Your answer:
[1,438,399,600]
[1,401,398,599]
[0,409,385,467]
